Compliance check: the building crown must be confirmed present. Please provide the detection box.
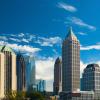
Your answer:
[65,27,78,41]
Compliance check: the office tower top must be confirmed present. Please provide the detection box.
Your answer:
[81,64,100,93]
[62,27,80,92]
[53,57,62,95]
[65,27,79,41]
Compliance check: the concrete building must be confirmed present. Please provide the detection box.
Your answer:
[0,46,17,98]
[53,57,62,95]
[36,79,46,92]
[61,27,97,100]
[62,27,80,92]
[81,64,100,93]
[60,91,94,100]
[16,53,26,91]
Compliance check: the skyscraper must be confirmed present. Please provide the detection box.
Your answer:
[62,27,80,92]
[30,56,36,86]
[53,57,62,95]
[16,53,26,91]
[25,56,36,90]
[36,79,46,92]
[0,46,17,98]
[81,64,100,93]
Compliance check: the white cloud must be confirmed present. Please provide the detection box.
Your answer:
[81,43,100,50]
[0,36,8,41]
[9,38,21,42]
[36,36,62,47]
[36,57,55,91]
[18,33,24,37]
[80,61,87,77]
[57,2,77,12]
[22,38,29,43]
[0,41,41,53]
[66,17,96,31]
[78,32,87,35]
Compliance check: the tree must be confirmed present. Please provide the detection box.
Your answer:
[26,91,45,100]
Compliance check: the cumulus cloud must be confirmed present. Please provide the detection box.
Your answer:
[36,57,55,91]
[0,36,8,41]
[18,33,24,37]
[66,17,96,31]
[57,2,77,12]
[9,38,21,42]
[36,36,62,47]
[81,43,100,50]
[0,41,41,53]
[80,61,87,77]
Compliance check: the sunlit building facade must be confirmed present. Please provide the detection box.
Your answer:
[0,46,17,98]
[62,27,80,92]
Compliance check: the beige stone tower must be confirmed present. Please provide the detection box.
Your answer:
[62,27,80,92]
[0,46,17,98]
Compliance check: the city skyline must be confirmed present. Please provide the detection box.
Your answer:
[0,0,100,91]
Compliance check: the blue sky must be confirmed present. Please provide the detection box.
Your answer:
[0,0,100,91]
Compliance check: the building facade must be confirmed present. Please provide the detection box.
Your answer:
[62,27,80,92]
[53,57,62,95]
[81,64,100,93]
[36,79,46,92]
[60,28,100,100]
[0,46,17,98]
[25,56,36,90]
[16,53,26,91]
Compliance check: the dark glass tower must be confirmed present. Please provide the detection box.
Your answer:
[17,53,26,91]
[62,27,80,92]
[53,57,62,95]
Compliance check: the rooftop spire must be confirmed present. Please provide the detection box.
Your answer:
[65,27,78,41]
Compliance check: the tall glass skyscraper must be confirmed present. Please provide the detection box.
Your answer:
[25,55,36,90]
[16,53,26,91]
[62,27,80,92]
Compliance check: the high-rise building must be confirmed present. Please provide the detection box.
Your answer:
[36,79,46,92]
[0,46,17,98]
[62,27,80,92]
[81,64,100,93]
[60,27,100,100]
[16,53,26,91]
[30,56,36,86]
[25,56,36,90]
[53,57,62,95]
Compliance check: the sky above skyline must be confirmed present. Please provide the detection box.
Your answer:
[0,0,100,91]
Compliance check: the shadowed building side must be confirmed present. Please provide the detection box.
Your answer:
[81,64,100,93]
[16,53,26,91]
[53,57,62,95]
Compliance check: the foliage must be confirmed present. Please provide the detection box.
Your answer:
[4,90,45,100]
[26,91,45,100]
